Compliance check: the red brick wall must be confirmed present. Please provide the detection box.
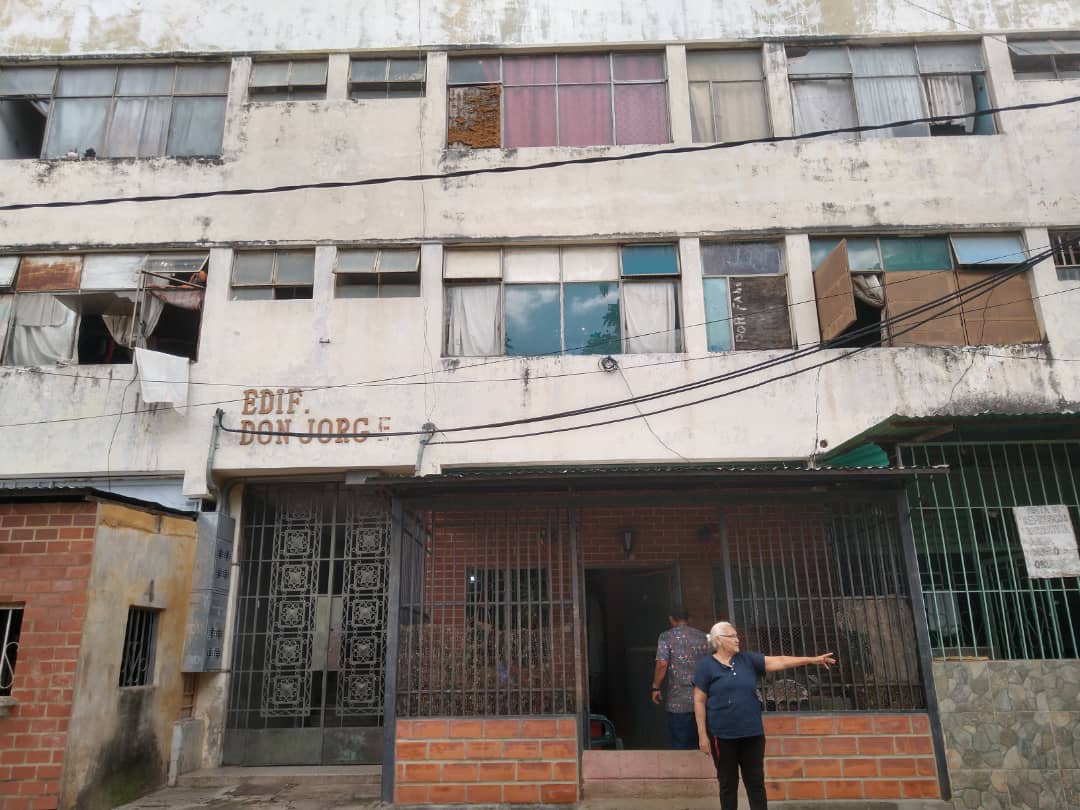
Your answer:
[763,713,939,801]
[0,502,96,810]
[395,717,579,804]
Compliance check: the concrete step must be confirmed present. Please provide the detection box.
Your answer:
[176,765,381,789]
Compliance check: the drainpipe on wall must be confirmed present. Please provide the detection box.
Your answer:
[204,408,224,502]
[414,422,437,476]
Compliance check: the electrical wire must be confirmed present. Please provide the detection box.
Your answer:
[1,94,1079,213]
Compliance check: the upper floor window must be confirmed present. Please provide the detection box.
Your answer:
[702,242,792,351]
[119,607,159,688]
[0,606,22,698]
[0,62,229,160]
[249,58,328,101]
[688,50,770,142]
[443,244,681,357]
[0,252,206,366]
[335,247,421,297]
[350,57,426,99]
[1051,230,1080,281]
[1008,38,1080,80]
[787,42,994,138]
[810,233,1039,347]
[230,249,315,300]
[446,52,670,149]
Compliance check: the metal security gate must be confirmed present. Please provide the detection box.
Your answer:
[224,484,391,765]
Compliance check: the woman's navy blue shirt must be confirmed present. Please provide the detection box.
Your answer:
[692,651,767,739]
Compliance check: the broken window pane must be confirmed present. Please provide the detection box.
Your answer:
[107,97,171,157]
[0,66,57,95]
[564,282,620,354]
[56,67,116,97]
[504,284,561,356]
[621,245,679,276]
[116,65,176,96]
[704,277,733,351]
[166,97,226,156]
[44,98,108,157]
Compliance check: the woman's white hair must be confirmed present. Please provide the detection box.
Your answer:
[707,621,735,650]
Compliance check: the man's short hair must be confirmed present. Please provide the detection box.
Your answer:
[669,605,690,621]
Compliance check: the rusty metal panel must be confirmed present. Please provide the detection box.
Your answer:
[813,240,856,342]
[957,271,1042,345]
[448,85,501,148]
[884,271,965,346]
[15,255,83,292]
[730,275,793,350]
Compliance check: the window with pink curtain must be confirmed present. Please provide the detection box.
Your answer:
[504,85,557,146]
[504,55,556,85]
[557,54,610,83]
[558,84,613,146]
[614,84,668,144]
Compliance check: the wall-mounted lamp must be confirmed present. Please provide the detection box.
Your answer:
[618,527,637,559]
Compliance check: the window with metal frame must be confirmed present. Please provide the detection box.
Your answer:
[1,606,23,698]
[119,607,159,688]
[687,49,770,142]
[446,51,670,148]
[1050,230,1080,281]
[349,57,426,99]
[701,242,793,351]
[787,42,995,138]
[1008,38,1080,80]
[0,252,208,365]
[230,249,315,300]
[903,441,1080,660]
[0,62,230,159]
[248,59,328,101]
[809,233,1040,347]
[334,247,421,298]
[443,244,681,357]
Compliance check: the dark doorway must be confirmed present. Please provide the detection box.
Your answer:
[586,567,672,749]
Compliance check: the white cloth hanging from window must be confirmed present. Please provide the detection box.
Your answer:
[852,273,886,308]
[623,282,678,353]
[446,285,500,356]
[925,75,976,133]
[135,347,190,408]
[791,80,857,137]
[103,295,164,348]
[7,294,78,365]
[852,77,928,137]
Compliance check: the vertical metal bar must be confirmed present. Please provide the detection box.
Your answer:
[896,491,951,801]
[569,507,585,741]
[381,498,405,805]
[719,509,735,620]
[1027,444,1065,655]
[981,444,1030,658]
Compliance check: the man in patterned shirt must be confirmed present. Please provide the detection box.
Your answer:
[652,606,711,749]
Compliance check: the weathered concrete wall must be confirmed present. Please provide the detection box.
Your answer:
[1,0,1079,55]
[59,503,196,810]
[933,660,1080,809]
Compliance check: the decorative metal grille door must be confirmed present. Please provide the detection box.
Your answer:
[224,485,391,765]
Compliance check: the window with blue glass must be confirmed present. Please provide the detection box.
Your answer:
[702,242,792,351]
[443,245,681,357]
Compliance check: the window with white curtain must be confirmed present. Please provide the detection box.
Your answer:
[0,62,230,159]
[787,42,995,138]
[687,50,770,142]
[0,252,208,365]
[443,245,682,357]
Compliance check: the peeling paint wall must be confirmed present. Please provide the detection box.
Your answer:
[1,0,1079,55]
[60,503,196,810]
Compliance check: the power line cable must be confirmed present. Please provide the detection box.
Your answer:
[1,95,1079,213]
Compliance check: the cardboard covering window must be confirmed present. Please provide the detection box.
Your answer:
[15,255,83,292]
[885,270,964,346]
[448,85,501,147]
[957,271,1041,344]
[813,240,856,342]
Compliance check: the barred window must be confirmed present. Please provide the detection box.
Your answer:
[119,607,159,687]
[1,606,23,698]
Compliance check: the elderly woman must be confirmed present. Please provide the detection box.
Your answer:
[692,621,835,810]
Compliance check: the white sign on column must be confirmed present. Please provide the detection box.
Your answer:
[1013,505,1080,578]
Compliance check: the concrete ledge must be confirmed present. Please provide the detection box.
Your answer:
[176,765,382,788]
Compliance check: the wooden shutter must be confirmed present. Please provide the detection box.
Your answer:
[957,271,1042,345]
[729,275,793,350]
[884,271,965,346]
[813,240,856,342]
[448,85,501,148]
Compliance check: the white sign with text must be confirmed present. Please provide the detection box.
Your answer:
[1013,505,1080,578]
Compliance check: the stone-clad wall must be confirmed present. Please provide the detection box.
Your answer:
[933,660,1080,810]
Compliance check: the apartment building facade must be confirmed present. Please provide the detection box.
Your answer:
[1,2,1079,809]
